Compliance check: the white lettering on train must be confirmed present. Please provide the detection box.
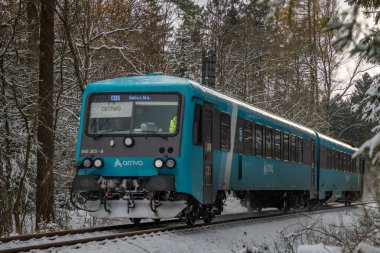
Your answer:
[264,163,274,175]
[101,106,121,111]
[114,159,143,168]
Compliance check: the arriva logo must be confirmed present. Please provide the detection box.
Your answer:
[114,159,144,168]
[263,162,274,175]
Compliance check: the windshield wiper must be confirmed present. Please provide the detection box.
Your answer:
[91,130,114,140]
[144,131,168,140]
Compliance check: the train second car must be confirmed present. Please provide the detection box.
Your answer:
[72,74,364,224]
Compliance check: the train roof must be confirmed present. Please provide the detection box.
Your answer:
[318,133,357,152]
[189,80,357,152]
[87,74,357,152]
[89,74,190,87]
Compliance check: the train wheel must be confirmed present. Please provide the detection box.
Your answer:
[283,200,289,213]
[344,202,351,207]
[203,212,213,224]
[186,217,196,225]
[130,218,141,224]
[307,199,318,210]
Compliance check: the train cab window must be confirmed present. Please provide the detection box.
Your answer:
[283,133,289,161]
[243,120,252,155]
[255,124,263,156]
[265,127,273,158]
[290,135,296,162]
[193,104,202,145]
[220,113,231,151]
[88,93,180,136]
[296,137,303,163]
[274,130,281,160]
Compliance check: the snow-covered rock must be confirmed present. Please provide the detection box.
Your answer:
[238,245,259,253]
[357,243,380,253]
[297,244,342,253]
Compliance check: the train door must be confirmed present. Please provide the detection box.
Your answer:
[203,102,214,204]
[310,140,316,199]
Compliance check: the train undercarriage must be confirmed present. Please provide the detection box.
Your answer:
[71,175,362,225]
[235,189,362,212]
[71,175,225,224]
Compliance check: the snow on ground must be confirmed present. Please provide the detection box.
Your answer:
[2,197,379,252]
[221,194,248,214]
[24,206,368,253]
[357,243,380,253]
[297,244,342,253]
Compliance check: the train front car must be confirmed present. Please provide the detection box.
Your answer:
[73,74,196,223]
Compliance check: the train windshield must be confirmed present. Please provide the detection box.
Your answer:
[87,93,180,136]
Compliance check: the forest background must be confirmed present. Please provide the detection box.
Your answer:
[0,0,379,236]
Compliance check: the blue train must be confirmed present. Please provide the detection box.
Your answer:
[73,74,365,224]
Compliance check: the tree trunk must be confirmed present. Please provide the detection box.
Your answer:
[36,0,55,229]
[0,58,13,236]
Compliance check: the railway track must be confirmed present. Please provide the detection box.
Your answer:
[0,201,375,253]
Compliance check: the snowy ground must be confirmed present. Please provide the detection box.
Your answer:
[1,195,376,253]
[30,205,366,253]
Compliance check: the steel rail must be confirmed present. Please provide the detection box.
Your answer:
[0,201,375,253]
[0,219,179,243]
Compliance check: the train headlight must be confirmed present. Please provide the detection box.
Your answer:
[124,137,134,147]
[93,158,104,169]
[154,158,165,169]
[166,158,176,169]
[82,158,92,168]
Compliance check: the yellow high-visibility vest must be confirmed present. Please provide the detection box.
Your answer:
[169,116,177,133]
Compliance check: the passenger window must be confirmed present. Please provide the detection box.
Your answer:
[265,127,273,158]
[338,152,342,171]
[255,124,263,156]
[342,154,346,171]
[220,113,231,151]
[251,123,255,155]
[283,134,289,161]
[274,130,281,160]
[193,104,202,145]
[243,120,252,155]
[347,155,355,172]
[296,137,303,163]
[213,110,221,150]
[345,154,348,172]
[327,149,333,169]
[361,158,365,174]
[290,135,296,162]
[205,109,213,144]
[234,118,244,153]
